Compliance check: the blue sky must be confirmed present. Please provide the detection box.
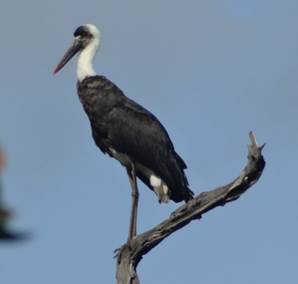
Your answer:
[0,1,297,283]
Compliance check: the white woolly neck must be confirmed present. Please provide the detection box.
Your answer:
[77,37,99,82]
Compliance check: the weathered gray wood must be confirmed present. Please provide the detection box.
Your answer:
[115,132,266,284]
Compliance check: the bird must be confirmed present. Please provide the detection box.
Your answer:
[54,24,193,239]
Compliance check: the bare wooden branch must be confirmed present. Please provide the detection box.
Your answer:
[115,132,266,284]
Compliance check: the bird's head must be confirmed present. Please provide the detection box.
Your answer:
[53,24,101,75]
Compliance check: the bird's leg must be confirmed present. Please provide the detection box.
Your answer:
[127,162,139,241]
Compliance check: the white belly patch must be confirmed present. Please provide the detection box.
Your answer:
[109,148,170,203]
[150,175,170,203]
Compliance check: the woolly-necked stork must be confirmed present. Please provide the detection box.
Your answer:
[54,24,193,240]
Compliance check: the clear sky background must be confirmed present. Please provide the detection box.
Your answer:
[0,0,297,283]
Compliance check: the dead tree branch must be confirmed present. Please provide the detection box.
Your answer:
[115,132,266,284]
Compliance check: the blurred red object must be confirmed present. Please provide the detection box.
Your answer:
[0,148,5,171]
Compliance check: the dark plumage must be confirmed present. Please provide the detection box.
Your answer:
[78,76,193,202]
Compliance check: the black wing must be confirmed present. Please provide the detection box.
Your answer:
[78,76,193,202]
